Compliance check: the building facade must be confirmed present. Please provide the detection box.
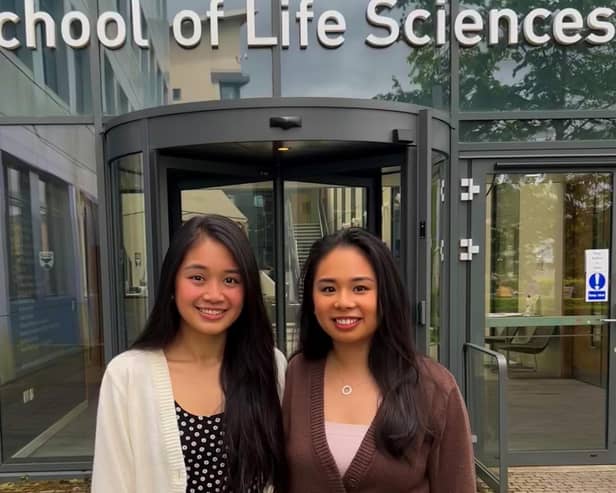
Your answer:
[1,0,616,480]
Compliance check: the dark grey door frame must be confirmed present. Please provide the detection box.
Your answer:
[160,151,394,352]
[103,98,452,357]
[469,156,616,466]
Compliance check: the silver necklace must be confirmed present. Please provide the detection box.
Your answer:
[329,359,355,396]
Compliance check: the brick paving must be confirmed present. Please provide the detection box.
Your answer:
[477,465,616,492]
[2,467,616,492]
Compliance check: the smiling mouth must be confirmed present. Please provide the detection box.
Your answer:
[196,307,226,320]
[333,318,361,330]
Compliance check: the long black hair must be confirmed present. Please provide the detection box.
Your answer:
[133,214,287,492]
[299,228,427,457]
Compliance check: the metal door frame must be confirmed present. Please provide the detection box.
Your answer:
[468,155,616,465]
[103,98,452,360]
[162,154,387,351]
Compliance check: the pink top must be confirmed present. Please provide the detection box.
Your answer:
[325,421,370,476]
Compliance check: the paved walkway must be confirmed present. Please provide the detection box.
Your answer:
[2,467,616,492]
[478,465,616,492]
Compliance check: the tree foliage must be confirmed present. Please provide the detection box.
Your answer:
[376,0,616,141]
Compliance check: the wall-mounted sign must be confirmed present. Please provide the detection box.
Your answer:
[39,251,54,271]
[585,249,609,302]
[0,0,614,50]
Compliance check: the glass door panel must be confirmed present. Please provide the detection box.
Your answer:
[160,149,408,358]
[283,181,367,354]
[283,166,401,355]
[381,168,402,266]
[430,158,446,361]
[483,172,611,451]
[114,153,149,348]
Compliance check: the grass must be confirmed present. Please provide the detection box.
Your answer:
[0,480,89,492]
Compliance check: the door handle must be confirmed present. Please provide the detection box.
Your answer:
[600,319,616,322]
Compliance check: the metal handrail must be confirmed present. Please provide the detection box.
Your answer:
[464,343,509,493]
[285,199,301,303]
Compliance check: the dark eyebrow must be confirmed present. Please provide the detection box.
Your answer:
[351,276,376,283]
[182,264,240,274]
[316,276,375,283]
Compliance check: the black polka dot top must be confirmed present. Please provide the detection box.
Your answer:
[176,402,229,493]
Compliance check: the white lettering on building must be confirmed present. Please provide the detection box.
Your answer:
[0,1,613,50]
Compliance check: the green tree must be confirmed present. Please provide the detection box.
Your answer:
[377,0,616,141]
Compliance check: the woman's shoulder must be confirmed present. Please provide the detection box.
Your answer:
[104,348,164,379]
[285,352,320,381]
[286,351,310,369]
[416,355,460,398]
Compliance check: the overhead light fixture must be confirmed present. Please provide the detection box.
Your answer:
[277,146,290,152]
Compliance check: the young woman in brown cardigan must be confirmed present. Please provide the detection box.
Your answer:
[283,228,476,492]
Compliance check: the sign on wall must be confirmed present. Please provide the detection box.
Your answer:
[585,249,609,302]
[0,0,615,50]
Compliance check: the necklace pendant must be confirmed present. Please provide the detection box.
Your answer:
[341,385,353,396]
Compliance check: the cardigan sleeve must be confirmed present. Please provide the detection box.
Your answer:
[91,363,135,493]
[274,347,288,401]
[427,383,476,493]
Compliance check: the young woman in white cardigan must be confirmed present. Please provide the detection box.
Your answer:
[92,215,288,493]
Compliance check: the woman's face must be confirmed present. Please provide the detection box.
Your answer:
[312,246,379,346]
[174,236,244,338]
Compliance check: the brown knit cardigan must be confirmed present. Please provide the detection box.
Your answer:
[282,354,476,493]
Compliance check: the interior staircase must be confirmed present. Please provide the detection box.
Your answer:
[293,222,323,270]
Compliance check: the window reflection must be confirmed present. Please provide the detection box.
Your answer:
[284,167,401,354]
[6,165,35,300]
[460,119,616,143]
[0,0,93,115]
[116,154,149,347]
[0,126,102,462]
[282,0,449,109]
[430,156,447,361]
[459,1,616,111]
[101,0,273,114]
[180,183,276,341]
[485,173,611,451]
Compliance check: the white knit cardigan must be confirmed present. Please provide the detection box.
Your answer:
[91,348,287,493]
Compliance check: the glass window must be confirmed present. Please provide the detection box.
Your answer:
[179,182,276,340]
[459,1,616,111]
[0,126,102,463]
[283,164,402,354]
[0,0,33,70]
[40,0,70,105]
[430,156,447,361]
[73,27,92,115]
[220,82,242,100]
[104,55,117,115]
[0,0,93,116]
[116,154,149,347]
[484,173,611,451]
[281,0,450,110]
[118,86,129,114]
[5,160,35,300]
[38,175,72,297]
[102,0,273,115]
[461,119,616,142]
[381,169,401,264]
